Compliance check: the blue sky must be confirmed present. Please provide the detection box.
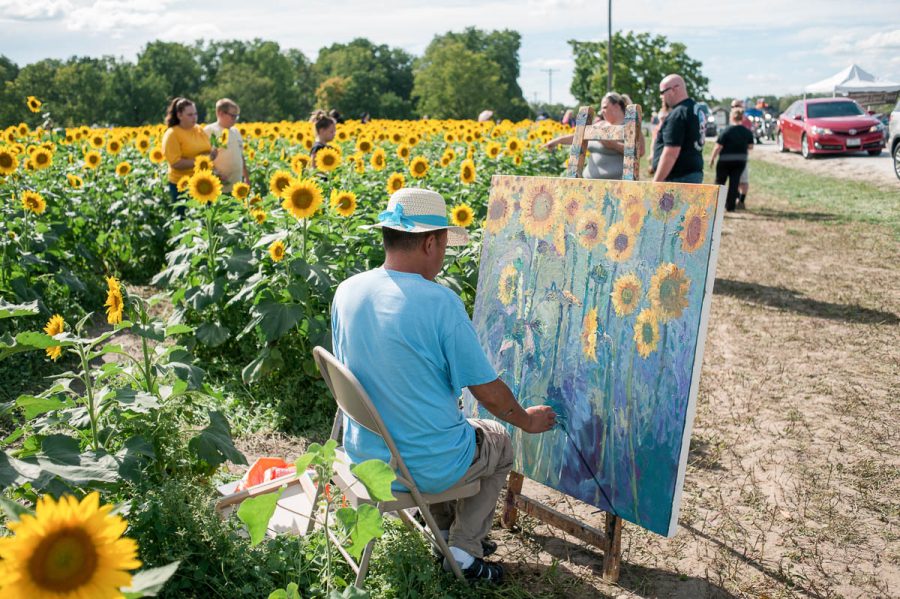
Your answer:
[1,0,898,107]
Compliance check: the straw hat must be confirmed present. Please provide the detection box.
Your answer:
[364,188,469,246]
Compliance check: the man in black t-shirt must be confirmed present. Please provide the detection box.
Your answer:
[652,74,704,184]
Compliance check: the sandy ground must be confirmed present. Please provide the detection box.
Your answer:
[754,140,899,191]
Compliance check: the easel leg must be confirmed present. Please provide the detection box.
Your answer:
[602,513,623,582]
[501,471,524,529]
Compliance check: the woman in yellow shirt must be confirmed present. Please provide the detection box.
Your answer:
[161,97,217,209]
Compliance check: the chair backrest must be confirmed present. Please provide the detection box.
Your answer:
[566,103,643,181]
[312,346,419,491]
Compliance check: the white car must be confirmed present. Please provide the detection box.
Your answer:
[891,98,900,180]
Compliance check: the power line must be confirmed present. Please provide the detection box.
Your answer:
[542,68,557,104]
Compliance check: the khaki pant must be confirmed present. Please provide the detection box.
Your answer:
[429,418,513,558]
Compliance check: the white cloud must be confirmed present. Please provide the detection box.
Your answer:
[65,0,171,34]
[0,0,71,20]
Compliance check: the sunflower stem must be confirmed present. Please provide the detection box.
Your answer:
[77,343,102,452]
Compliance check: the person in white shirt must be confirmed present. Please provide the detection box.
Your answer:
[203,98,248,193]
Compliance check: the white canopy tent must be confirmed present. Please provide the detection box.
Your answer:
[805,64,900,104]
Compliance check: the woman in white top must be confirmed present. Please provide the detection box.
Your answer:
[544,92,645,179]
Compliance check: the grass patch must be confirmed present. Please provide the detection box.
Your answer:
[749,157,900,234]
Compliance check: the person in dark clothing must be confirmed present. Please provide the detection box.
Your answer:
[309,110,337,169]
[710,108,755,211]
[652,74,704,183]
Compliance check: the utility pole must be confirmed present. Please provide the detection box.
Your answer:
[607,0,613,93]
[542,68,556,104]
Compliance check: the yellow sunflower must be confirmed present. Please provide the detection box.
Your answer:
[520,183,558,237]
[485,141,502,158]
[89,133,105,148]
[269,169,294,197]
[506,137,522,154]
[561,191,585,223]
[26,96,42,113]
[450,203,474,227]
[176,176,190,193]
[622,196,647,234]
[189,170,222,204]
[84,151,101,170]
[575,208,605,250]
[513,154,523,166]
[42,314,65,361]
[634,309,660,358]
[611,272,643,317]
[648,263,691,322]
[106,139,122,155]
[194,154,213,172]
[0,491,141,597]
[149,147,165,164]
[250,208,267,224]
[408,156,429,179]
[136,137,150,152]
[31,148,52,171]
[396,144,411,161]
[115,161,131,177]
[231,182,250,201]
[66,174,83,189]
[281,178,323,219]
[356,138,373,153]
[330,189,357,217]
[386,172,405,194]
[0,147,19,175]
[654,189,680,222]
[459,159,476,185]
[605,222,635,262]
[370,148,386,171]
[581,308,599,362]
[485,191,512,234]
[268,240,286,262]
[290,153,310,175]
[104,276,124,325]
[680,205,709,253]
[315,147,342,172]
[21,190,46,215]
[498,264,517,306]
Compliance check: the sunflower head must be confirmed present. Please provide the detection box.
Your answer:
[356,138,373,153]
[194,154,213,172]
[606,222,635,262]
[269,170,294,197]
[66,174,83,189]
[634,309,660,358]
[268,240,286,262]
[330,189,357,217]
[149,147,165,164]
[250,208,267,224]
[189,170,222,205]
[386,172,405,194]
[104,276,125,325]
[370,148,386,171]
[231,182,250,200]
[106,139,122,155]
[0,492,141,595]
[315,147,341,172]
[450,204,474,228]
[176,176,191,193]
[281,178,323,220]
[21,190,46,215]
[26,96,42,113]
[396,144,411,160]
[0,147,19,175]
[459,159,476,185]
[611,272,643,317]
[84,151,101,170]
[115,161,131,177]
[32,148,52,171]
[581,308,599,362]
[42,314,65,360]
[290,153,310,175]
[505,138,521,154]
[408,156,429,179]
[136,137,150,152]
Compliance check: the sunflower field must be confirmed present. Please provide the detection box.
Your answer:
[0,112,569,596]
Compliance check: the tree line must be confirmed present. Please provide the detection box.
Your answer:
[1,29,716,128]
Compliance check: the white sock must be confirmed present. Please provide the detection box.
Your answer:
[450,546,475,569]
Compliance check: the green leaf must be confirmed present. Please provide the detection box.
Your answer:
[164,324,194,336]
[184,278,226,310]
[294,453,315,474]
[131,322,165,342]
[0,496,33,521]
[237,488,283,546]
[196,322,230,347]
[0,299,40,319]
[15,331,73,350]
[241,347,283,385]
[254,299,302,342]
[350,460,396,502]
[328,586,370,599]
[335,504,384,560]
[114,389,160,414]
[188,410,247,467]
[121,561,180,598]
[16,395,67,419]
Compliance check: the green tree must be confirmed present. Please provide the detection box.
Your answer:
[434,27,530,120]
[412,40,506,119]
[314,39,414,118]
[136,41,202,109]
[199,63,281,122]
[569,31,709,115]
[108,61,169,125]
[5,59,63,127]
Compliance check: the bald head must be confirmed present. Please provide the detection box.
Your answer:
[659,74,688,105]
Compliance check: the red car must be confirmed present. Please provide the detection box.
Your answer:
[777,98,885,158]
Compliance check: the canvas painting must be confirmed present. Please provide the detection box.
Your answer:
[463,175,725,537]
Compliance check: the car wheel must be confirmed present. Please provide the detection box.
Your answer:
[777,132,786,152]
[893,143,900,181]
[801,134,811,159]
[867,149,882,156]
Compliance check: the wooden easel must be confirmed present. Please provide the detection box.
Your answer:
[500,103,643,583]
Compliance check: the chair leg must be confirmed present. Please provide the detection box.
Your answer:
[354,539,375,588]
[418,504,465,581]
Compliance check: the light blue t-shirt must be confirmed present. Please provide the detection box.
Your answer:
[331,267,498,494]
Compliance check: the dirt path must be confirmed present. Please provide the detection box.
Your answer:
[754,141,899,191]
[232,170,900,598]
